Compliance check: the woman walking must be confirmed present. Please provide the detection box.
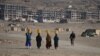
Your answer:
[54,32,59,49]
[36,29,42,49]
[46,30,52,49]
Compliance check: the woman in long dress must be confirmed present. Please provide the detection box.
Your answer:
[46,31,52,49]
[36,29,42,49]
[54,33,59,49]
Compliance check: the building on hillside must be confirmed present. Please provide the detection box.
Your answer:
[0,0,100,23]
[0,4,5,20]
[64,8,87,22]
[87,9,99,21]
[0,3,34,21]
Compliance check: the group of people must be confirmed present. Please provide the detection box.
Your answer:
[25,28,76,49]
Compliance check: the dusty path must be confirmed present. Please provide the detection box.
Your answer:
[0,32,100,56]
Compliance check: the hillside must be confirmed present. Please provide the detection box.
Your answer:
[0,0,100,10]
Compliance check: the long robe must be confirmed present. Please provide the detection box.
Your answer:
[36,33,42,49]
[54,34,59,49]
[46,34,52,49]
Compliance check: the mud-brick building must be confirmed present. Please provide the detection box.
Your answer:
[64,8,87,22]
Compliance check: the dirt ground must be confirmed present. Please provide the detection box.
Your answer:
[0,23,100,56]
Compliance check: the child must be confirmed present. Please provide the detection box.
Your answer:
[25,28,32,49]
